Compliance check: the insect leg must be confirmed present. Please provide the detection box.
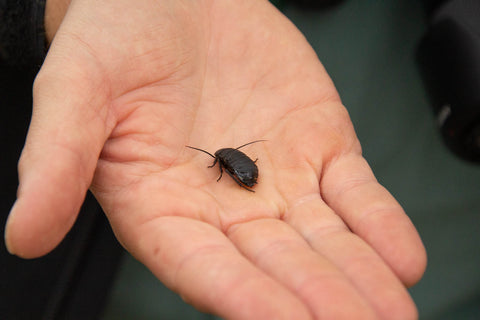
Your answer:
[216,161,224,182]
[208,157,218,168]
[224,170,255,192]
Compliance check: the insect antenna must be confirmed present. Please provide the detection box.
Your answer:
[186,145,216,158]
[235,140,267,150]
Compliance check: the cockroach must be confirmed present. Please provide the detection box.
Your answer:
[186,140,266,192]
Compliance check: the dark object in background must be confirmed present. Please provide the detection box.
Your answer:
[421,0,450,15]
[417,0,480,163]
[269,0,344,10]
[289,0,344,10]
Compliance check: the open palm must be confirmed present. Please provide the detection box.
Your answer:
[6,0,426,319]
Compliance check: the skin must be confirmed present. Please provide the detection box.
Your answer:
[4,0,427,319]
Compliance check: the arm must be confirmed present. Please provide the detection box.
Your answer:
[44,0,71,43]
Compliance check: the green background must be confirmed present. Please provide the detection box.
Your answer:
[102,1,480,319]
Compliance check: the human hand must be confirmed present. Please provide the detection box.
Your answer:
[5,0,426,319]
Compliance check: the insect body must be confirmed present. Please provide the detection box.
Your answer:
[186,140,266,192]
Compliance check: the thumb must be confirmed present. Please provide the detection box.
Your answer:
[4,60,112,258]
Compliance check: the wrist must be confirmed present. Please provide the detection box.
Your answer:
[44,0,71,43]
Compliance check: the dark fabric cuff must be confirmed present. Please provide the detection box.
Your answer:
[0,0,47,69]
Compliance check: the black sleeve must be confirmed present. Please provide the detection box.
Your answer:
[0,0,47,69]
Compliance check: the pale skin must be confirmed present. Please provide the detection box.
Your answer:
[4,0,427,319]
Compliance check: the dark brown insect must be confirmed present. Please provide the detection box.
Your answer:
[186,140,266,192]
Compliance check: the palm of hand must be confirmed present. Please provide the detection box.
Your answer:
[7,1,426,319]
[85,1,345,249]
